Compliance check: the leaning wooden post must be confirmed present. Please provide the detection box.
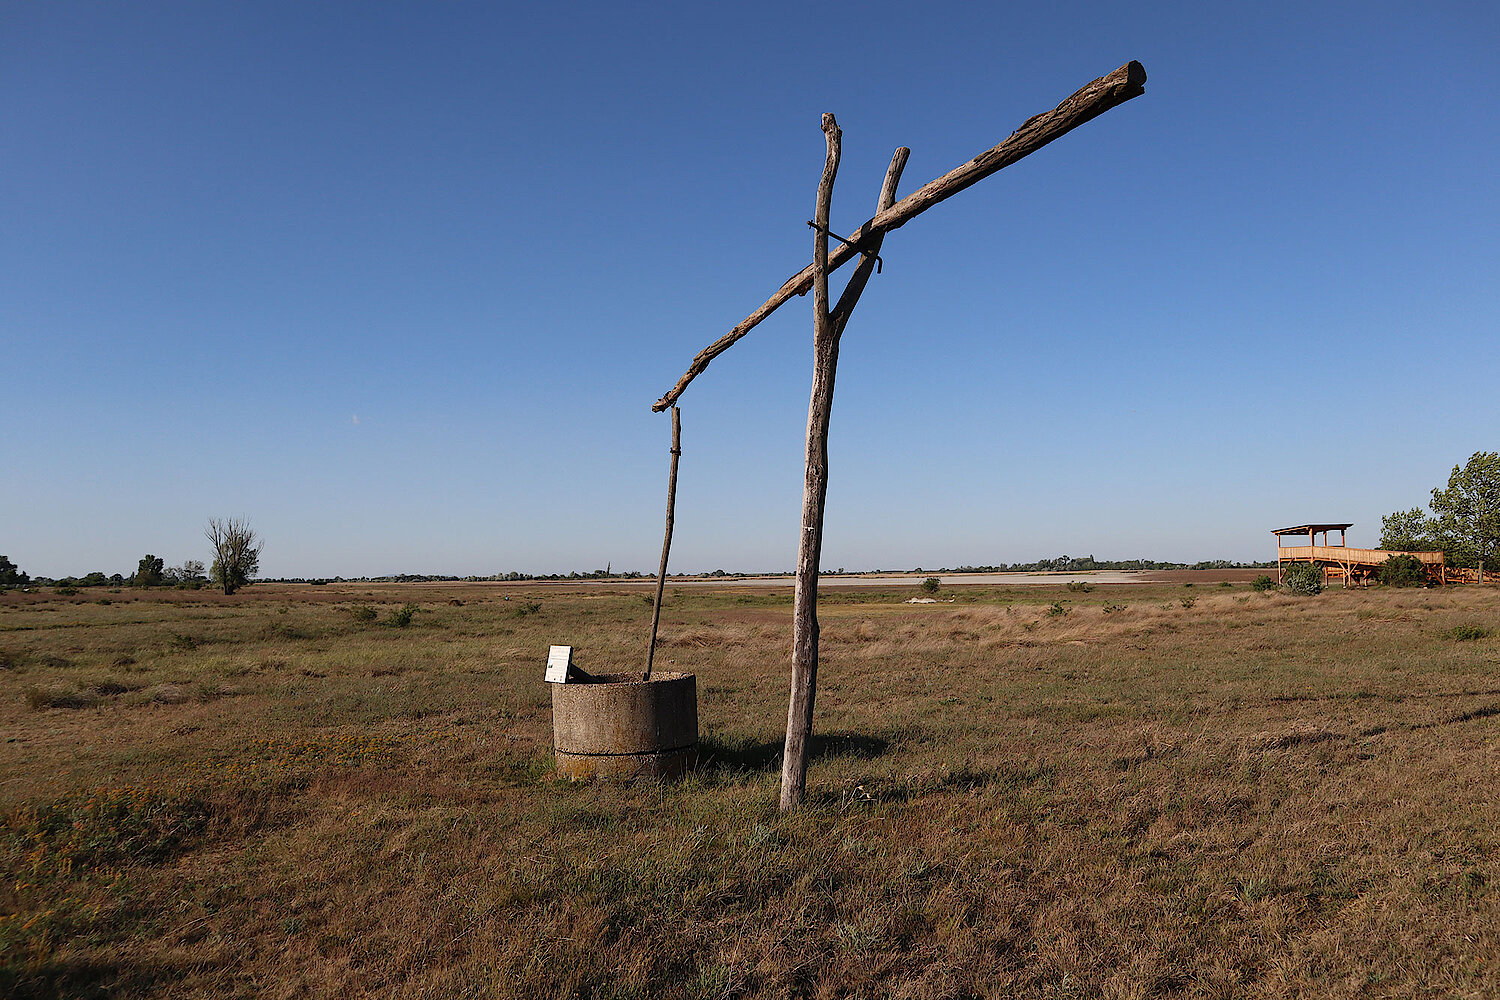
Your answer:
[643,406,681,681]
[780,114,841,811]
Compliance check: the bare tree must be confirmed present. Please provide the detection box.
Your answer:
[205,517,262,595]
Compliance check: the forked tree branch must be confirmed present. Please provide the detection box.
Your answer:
[829,146,909,335]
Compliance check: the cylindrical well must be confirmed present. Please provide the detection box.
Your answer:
[551,672,697,779]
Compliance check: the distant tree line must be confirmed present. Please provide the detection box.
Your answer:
[357,558,1280,581]
[1,552,1285,591]
[262,569,652,584]
[3,517,263,595]
[6,558,207,591]
[942,555,1276,573]
[7,544,1286,594]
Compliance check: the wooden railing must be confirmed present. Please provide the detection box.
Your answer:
[1276,545,1444,567]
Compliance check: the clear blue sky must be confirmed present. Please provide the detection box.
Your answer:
[3,1,1496,578]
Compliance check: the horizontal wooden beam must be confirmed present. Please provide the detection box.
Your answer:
[652,60,1146,412]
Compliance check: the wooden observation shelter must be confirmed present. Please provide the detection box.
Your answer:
[1273,523,1446,586]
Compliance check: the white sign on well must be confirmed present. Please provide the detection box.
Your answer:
[545,645,573,684]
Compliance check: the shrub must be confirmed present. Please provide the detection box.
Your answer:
[1219,581,1233,588]
[1046,602,1067,617]
[55,586,79,596]
[1065,581,1093,593]
[0,554,27,588]
[1450,624,1491,642]
[350,605,377,623]
[919,577,941,595]
[1180,595,1196,609]
[1377,554,1428,588]
[514,600,543,617]
[1282,562,1324,596]
[1250,575,1276,592]
[133,554,165,588]
[387,603,419,628]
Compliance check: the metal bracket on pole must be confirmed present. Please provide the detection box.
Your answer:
[806,221,883,273]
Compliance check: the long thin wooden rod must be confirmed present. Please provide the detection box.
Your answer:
[780,113,841,812]
[643,406,681,681]
[652,60,1146,412]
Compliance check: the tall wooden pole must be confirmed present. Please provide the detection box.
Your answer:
[643,406,681,681]
[779,138,909,811]
[780,114,841,811]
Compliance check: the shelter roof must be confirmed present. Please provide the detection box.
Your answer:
[1271,523,1353,536]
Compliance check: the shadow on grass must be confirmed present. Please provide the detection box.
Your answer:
[695,730,1056,807]
[805,760,1057,809]
[696,730,890,776]
[0,960,196,1000]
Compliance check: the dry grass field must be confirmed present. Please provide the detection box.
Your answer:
[2,578,1498,999]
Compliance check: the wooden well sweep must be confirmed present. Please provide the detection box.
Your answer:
[551,672,698,779]
[647,61,1147,810]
